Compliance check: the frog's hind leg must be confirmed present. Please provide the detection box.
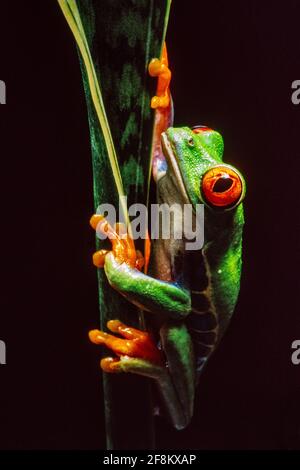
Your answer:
[159,322,196,428]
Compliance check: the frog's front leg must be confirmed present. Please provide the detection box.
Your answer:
[89,319,195,429]
[90,215,191,320]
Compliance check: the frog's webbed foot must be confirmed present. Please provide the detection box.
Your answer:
[90,215,144,271]
[89,321,194,430]
[148,42,171,109]
[89,320,163,375]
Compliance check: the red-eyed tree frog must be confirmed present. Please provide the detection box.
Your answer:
[89,45,246,430]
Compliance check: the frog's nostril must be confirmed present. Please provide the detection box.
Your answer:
[213,176,233,193]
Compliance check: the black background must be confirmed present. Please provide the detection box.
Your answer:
[0,0,299,450]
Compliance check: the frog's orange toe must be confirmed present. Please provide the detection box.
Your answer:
[150,96,162,109]
[100,357,121,373]
[92,249,109,268]
[90,214,105,230]
[89,329,106,344]
[89,321,163,366]
[151,95,170,109]
[135,250,145,271]
[148,58,161,77]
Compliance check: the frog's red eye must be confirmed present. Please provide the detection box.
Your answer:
[192,125,212,134]
[201,166,243,208]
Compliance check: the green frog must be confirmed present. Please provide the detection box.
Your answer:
[89,45,245,430]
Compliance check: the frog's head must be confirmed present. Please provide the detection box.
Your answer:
[161,126,245,211]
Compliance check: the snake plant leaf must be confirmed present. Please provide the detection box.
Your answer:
[58,0,171,450]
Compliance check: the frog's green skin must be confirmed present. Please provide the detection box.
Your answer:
[104,126,245,429]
